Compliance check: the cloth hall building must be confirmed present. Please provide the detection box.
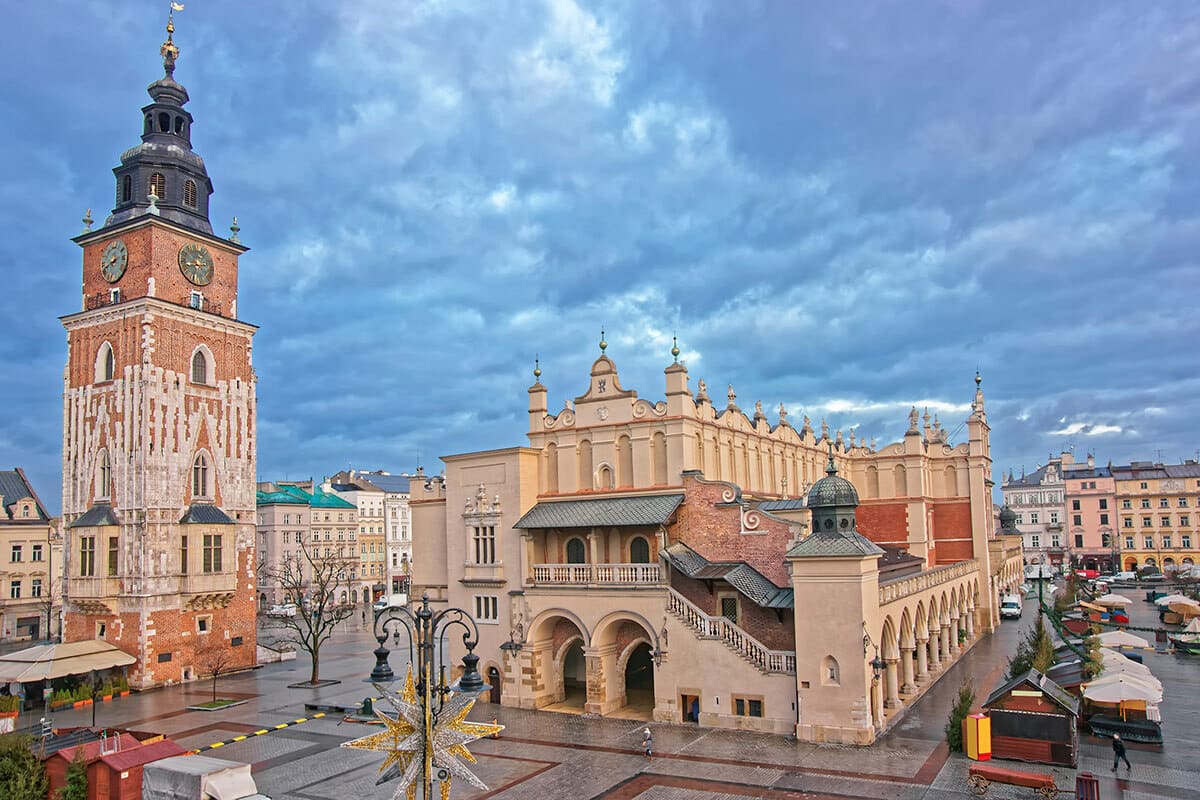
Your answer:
[411,342,1024,744]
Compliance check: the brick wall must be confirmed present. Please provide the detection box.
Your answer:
[932,502,973,564]
[673,475,793,586]
[856,502,908,544]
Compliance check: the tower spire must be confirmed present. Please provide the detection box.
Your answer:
[161,3,183,77]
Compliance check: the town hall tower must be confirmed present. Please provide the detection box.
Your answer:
[60,16,257,687]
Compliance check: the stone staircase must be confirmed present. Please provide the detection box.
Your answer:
[667,587,796,674]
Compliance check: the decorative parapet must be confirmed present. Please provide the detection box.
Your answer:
[878,559,979,607]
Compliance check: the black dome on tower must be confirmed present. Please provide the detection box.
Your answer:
[104,15,214,235]
[807,445,860,534]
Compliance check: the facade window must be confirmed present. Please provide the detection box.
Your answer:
[733,696,763,717]
[1031,535,1040,548]
[1030,513,1039,524]
[31,544,43,561]
[80,536,96,577]
[1181,515,1190,527]
[473,595,498,622]
[1049,512,1058,524]
[107,536,118,576]
[1074,534,1084,548]
[31,578,42,598]
[9,581,20,599]
[1122,518,1133,528]
[1160,498,1170,508]
[1124,536,1134,550]
[1099,499,1108,509]
[283,531,290,544]
[10,544,21,563]
[1122,500,1132,509]
[1144,536,1154,549]
[473,526,496,565]
[1100,514,1109,525]
[1102,533,1111,547]
[1142,517,1152,527]
[202,534,223,572]
[1180,498,1189,507]
[1072,500,1081,511]
[1050,534,1060,548]
[630,536,651,563]
[1073,515,1082,526]
[190,291,203,310]
[566,537,586,564]
[1140,482,1148,489]
[1015,514,1023,524]
[1184,535,1192,548]
[184,179,198,207]
[1163,535,1172,549]
[180,536,188,574]
[720,595,738,624]
[1141,499,1151,509]
[98,450,112,499]
[1162,516,1172,527]
[149,172,166,198]
[192,453,209,497]
[191,350,208,384]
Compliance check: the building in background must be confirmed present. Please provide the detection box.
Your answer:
[0,469,63,642]
[1112,461,1200,575]
[59,22,257,686]
[254,484,312,608]
[352,471,413,597]
[324,472,387,603]
[1062,455,1117,573]
[255,482,359,605]
[409,340,1021,744]
[1000,455,1068,570]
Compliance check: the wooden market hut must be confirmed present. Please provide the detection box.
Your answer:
[983,669,1080,767]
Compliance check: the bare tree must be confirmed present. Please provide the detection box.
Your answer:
[260,547,358,684]
[196,640,235,704]
[33,578,60,643]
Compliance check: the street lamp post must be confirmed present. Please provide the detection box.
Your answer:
[89,669,100,729]
[367,592,490,798]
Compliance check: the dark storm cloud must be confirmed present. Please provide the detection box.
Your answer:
[4,1,1199,511]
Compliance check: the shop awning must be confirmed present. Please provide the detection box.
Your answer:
[0,640,136,683]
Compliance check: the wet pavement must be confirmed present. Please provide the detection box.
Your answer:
[28,603,1200,799]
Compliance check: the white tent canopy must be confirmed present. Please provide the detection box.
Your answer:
[1095,593,1133,607]
[1154,594,1191,606]
[1082,675,1163,704]
[1184,617,1200,635]
[1088,669,1163,695]
[1097,630,1150,648]
[0,640,135,683]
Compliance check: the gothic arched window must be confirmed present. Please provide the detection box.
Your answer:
[192,453,209,498]
[96,342,115,382]
[566,537,586,564]
[191,348,210,385]
[97,450,112,499]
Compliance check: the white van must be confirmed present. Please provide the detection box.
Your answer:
[1000,594,1023,619]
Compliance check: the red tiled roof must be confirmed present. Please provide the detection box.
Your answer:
[54,733,141,763]
[100,739,186,771]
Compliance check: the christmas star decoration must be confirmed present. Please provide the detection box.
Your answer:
[341,666,503,800]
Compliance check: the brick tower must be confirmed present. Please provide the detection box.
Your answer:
[60,14,257,688]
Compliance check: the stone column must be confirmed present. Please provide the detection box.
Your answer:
[583,647,606,715]
[900,646,917,694]
[940,624,952,661]
[925,635,939,671]
[915,639,929,682]
[884,658,901,708]
[587,531,602,579]
[871,676,885,729]
[522,532,536,585]
[964,609,975,640]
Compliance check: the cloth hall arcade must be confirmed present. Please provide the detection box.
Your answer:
[411,340,1023,744]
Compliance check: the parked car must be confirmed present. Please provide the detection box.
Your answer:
[1142,572,1166,582]
[267,603,297,617]
[1000,594,1023,619]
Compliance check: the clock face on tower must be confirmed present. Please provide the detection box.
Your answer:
[100,239,128,282]
[178,243,214,286]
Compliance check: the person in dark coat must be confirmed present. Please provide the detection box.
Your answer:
[1111,732,1131,770]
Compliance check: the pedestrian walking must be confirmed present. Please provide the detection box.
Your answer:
[361,609,367,625]
[642,727,653,761]
[1111,732,1131,771]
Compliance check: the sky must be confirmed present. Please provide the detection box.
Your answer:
[4,1,1200,514]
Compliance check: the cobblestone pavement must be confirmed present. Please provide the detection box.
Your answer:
[31,605,1200,799]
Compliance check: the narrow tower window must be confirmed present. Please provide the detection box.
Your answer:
[97,450,111,500]
[119,175,132,204]
[183,179,197,207]
[158,112,170,133]
[192,453,209,497]
[174,116,184,134]
[149,172,166,199]
[191,349,208,384]
[95,342,115,382]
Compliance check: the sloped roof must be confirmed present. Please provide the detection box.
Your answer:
[786,529,884,559]
[309,489,356,509]
[984,669,1080,715]
[514,494,683,529]
[70,504,121,527]
[664,542,793,608]
[359,473,411,493]
[0,469,49,520]
[759,498,807,512]
[180,504,234,524]
[100,738,186,771]
[256,485,311,506]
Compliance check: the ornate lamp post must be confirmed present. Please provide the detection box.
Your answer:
[349,592,501,799]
